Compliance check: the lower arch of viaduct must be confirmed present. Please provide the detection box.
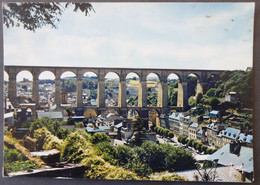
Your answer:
[4,65,223,116]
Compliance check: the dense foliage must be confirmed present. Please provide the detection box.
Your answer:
[177,135,216,154]
[3,2,94,31]
[29,117,69,140]
[3,146,37,173]
[60,131,141,180]
[95,141,196,177]
[154,127,174,139]
[90,133,111,144]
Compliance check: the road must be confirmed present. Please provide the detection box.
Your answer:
[156,135,202,158]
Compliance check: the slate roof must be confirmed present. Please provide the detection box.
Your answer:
[115,122,123,129]
[206,144,253,173]
[189,122,199,128]
[210,110,219,115]
[218,127,240,140]
[175,166,246,182]
[86,126,110,133]
[38,112,63,119]
[238,133,253,144]
[197,130,203,135]
[169,112,184,121]
[207,123,220,131]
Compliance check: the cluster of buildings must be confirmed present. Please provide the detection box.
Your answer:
[160,110,252,149]
[158,109,253,181]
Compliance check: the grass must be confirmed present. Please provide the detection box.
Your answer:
[4,132,45,168]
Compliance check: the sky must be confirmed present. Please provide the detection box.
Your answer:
[3,2,255,81]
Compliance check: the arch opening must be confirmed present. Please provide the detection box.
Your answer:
[127,109,140,120]
[167,73,179,107]
[104,72,119,107]
[60,71,77,107]
[148,109,160,127]
[38,71,55,107]
[146,73,159,107]
[16,70,33,101]
[187,73,198,108]
[82,72,98,106]
[126,72,139,107]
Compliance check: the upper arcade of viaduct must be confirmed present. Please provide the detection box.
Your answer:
[4,65,224,111]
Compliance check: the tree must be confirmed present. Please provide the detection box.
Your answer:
[188,96,196,107]
[205,88,216,97]
[3,2,94,31]
[90,133,111,144]
[196,92,203,105]
[168,132,174,139]
[131,117,145,146]
[187,139,194,147]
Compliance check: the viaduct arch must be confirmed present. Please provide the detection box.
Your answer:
[4,65,223,117]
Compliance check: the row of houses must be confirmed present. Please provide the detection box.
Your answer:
[160,111,253,149]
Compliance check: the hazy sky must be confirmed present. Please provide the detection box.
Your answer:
[3,2,255,80]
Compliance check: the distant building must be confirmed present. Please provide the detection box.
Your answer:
[38,111,63,121]
[4,112,14,127]
[179,115,190,137]
[225,92,237,102]
[188,122,199,140]
[196,129,207,143]
[207,122,224,148]
[61,93,68,104]
[237,133,253,147]
[217,127,253,148]
[86,126,111,134]
[217,127,240,146]
[16,108,32,123]
[168,112,184,133]
[209,110,220,122]
[4,98,14,113]
[206,142,253,181]
[71,116,86,123]
[175,166,247,182]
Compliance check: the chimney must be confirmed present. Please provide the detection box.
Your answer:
[230,141,241,155]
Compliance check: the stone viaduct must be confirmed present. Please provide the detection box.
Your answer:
[4,65,223,120]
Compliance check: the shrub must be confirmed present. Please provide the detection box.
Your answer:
[4,160,37,174]
[3,146,37,174]
[206,148,213,154]
[90,133,111,144]
[196,143,203,152]
[4,146,26,163]
[61,131,141,180]
[187,139,194,147]
[33,127,63,150]
[74,122,84,128]
[152,172,187,181]
[29,117,64,139]
[168,132,174,139]
[192,141,198,149]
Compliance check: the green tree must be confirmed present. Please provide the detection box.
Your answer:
[141,141,166,172]
[168,131,174,139]
[90,133,111,144]
[205,88,216,97]
[3,2,94,31]
[188,96,196,107]
[196,92,203,105]
[187,139,194,147]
